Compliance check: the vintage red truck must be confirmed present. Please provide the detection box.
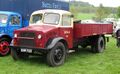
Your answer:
[9,9,113,67]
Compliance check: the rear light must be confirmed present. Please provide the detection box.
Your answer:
[13,39,17,45]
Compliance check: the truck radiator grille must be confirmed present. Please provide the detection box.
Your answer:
[18,39,35,47]
[20,32,35,38]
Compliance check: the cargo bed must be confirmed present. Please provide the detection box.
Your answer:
[74,23,113,39]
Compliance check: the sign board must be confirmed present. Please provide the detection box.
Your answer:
[0,0,69,20]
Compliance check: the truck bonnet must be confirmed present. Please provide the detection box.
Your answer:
[16,25,57,33]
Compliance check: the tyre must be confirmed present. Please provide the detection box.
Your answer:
[11,48,19,60]
[11,48,29,60]
[47,42,66,67]
[91,36,105,53]
[0,38,11,56]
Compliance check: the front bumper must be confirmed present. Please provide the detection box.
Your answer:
[9,46,49,54]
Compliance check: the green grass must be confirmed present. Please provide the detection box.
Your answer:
[0,37,120,74]
[76,13,95,20]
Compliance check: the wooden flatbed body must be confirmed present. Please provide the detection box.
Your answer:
[74,23,113,39]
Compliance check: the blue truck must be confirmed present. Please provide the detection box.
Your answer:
[0,0,69,56]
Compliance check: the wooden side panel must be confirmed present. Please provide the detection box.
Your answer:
[74,23,113,39]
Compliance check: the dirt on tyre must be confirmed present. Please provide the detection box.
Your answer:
[47,42,67,67]
[0,38,11,56]
[91,36,105,53]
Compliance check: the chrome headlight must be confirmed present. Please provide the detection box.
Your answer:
[38,34,42,39]
[14,34,17,38]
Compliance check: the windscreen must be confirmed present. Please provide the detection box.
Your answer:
[43,13,60,25]
[30,14,42,24]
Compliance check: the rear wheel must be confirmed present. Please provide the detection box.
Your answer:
[0,38,10,56]
[91,36,105,53]
[47,42,67,67]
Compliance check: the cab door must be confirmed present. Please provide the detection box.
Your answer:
[7,14,22,37]
[59,14,73,48]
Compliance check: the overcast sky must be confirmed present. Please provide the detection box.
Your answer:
[66,0,120,7]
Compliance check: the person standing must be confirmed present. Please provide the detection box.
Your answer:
[116,30,120,47]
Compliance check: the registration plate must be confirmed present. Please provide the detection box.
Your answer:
[21,48,32,53]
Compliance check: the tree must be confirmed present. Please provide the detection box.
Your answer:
[70,5,78,19]
[117,6,120,18]
[95,4,111,21]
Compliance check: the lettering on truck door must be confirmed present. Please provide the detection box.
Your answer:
[59,14,73,48]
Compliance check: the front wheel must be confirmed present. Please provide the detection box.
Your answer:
[11,48,19,60]
[47,42,67,67]
[11,49,29,60]
[0,38,10,56]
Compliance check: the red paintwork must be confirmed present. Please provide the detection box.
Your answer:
[59,27,73,48]
[0,41,9,55]
[14,23,113,49]
[16,25,57,33]
[74,23,113,39]
[14,25,59,48]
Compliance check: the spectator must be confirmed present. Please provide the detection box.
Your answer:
[116,29,120,47]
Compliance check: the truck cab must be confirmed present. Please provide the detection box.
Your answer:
[0,11,23,37]
[29,9,73,48]
[0,11,28,56]
[11,9,73,66]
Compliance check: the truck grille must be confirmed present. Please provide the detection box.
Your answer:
[20,32,35,38]
[18,32,36,47]
[18,39,35,47]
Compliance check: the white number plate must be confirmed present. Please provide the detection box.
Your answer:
[21,48,32,53]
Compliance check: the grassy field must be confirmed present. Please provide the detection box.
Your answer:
[76,13,95,20]
[0,37,120,74]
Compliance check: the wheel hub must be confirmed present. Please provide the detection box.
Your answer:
[54,48,63,61]
[0,41,9,55]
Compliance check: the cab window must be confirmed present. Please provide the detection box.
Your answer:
[0,14,8,24]
[43,13,59,25]
[62,15,71,26]
[30,14,42,24]
[9,15,20,25]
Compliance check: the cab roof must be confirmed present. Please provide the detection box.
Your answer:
[32,9,72,15]
[0,11,21,16]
